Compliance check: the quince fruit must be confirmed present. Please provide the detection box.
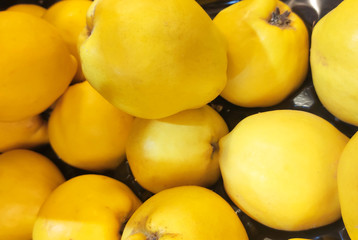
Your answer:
[121,186,249,240]
[338,131,358,240]
[0,11,77,122]
[33,174,142,240]
[213,0,309,107]
[126,105,228,193]
[48,81,134,172]
[80,0,227,119]
[43,0,92,82]
[0,149,65,240]
[310,0,358,126]
[219,109,348,231]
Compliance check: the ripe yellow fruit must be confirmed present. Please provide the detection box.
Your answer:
[43,0,92,82]
[122,186,249,240]
[219,109,348,231]
[310,0,358,126]
[6,4,46,17]
[126,105,228,193]
[0,149,65,240]
[80,0,227,119]
[33,174,142,240]
[213,0,308,107]
[0,115,48,152]
[337,131,358,240]
[0,11,77,122]
[48,81,134,171]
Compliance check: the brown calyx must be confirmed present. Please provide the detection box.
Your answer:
[268,7,291,28]
[147,233,159,240]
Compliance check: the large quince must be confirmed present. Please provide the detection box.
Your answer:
[310,0,358,127]
[213,0,309,107]
[80,0,227,119]
[0,11,77,122]
[121,186,249,240]
[219,110,348,231]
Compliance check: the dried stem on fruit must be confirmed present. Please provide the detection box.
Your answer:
[269,7,291,27]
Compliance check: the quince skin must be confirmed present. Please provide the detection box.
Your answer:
[80,0,227,119]
[311,0,358,127]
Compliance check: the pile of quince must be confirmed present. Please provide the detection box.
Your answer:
[1,0,358,239]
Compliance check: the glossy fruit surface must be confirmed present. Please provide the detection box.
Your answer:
[219,109,348,231]
[0,11,77,122]
[6,3,46,17]
[33,174,142,240]
[338,131,358,240]
[0,149,65,240]
[80,0,227,119]
[310,0,358,127]
[48,81,135,171]
[126,105,228,193]
[43,0,92,82]
[213,0,309,107]
[122,185,249,240]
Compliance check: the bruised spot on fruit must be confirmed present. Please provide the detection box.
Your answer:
[315,51,329,66]
[268,7,291,28]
